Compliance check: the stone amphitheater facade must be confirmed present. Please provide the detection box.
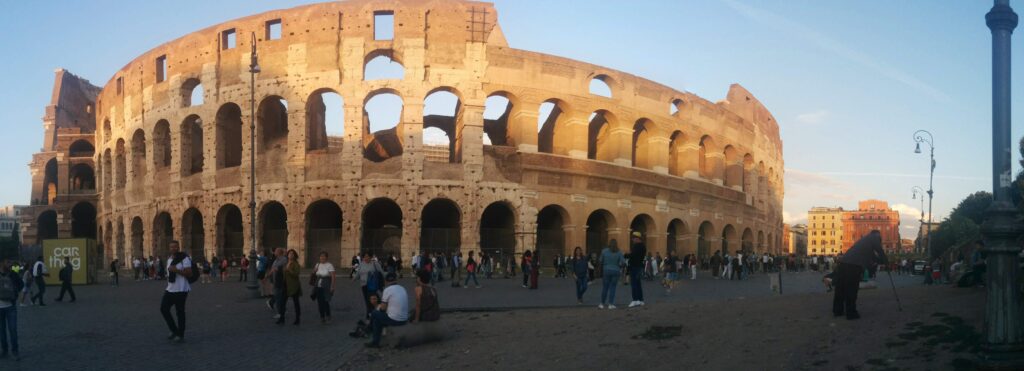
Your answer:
[85,0,784,267]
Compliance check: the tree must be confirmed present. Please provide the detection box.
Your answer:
[929,215,980,259]
[949,191,992,225]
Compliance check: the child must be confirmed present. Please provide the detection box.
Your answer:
[822,271,835,292]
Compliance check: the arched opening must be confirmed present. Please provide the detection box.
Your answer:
[103,119,112,142]
[216,204,244,261]
[483,93,516,146]
[69,140,95,157]
[589,75,613,98]
[103,221,113,260]
[257,96,289,154]
[723,145,740,188]
[699,135,715,180]
[630,213,656,248]
[115,140,127,189]
[70,164,95,192]
[697,221,714,261]
[306,200,342,268]
[361,198,402,258]
[585,209,616,257]
[130,217,143,258]
[305,90,345,152]
[363,52,405,80]
[420,198,461,256]
[70,202,97,239]
[479,202,515,262]
[721,224,737,257]
[36,210,58,244]
[181,208,205,259]
[537,99,570,155]
[669,98,684,116]
[632,119,653,169]
[131,129,147,179]
[153,120,171,170]
[181,78,204,107]
[537,205,569,261]
[42,158,58,204]
[743,154,754,193]
[363,90,404,162]
[667,219,687,255]
[668,131,685,176]
[216,103,243,169]
[116,220,127,262]
[259,201,288,252]
[757,231,765,254]
[102,149,113,192]
[742,228,754,254]
[153,212,173,259]
[181,115,204,176]
[423,89,462,163]
[587,110,616,161]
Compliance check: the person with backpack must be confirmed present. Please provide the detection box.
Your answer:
[464,251,481,288]
[30,256,47,306]
[1,259,25,360]
[54,257,76,303]
[161,241,194,343]
[353,251,384,319]
[413,270,440,323]
[625,234,647,308]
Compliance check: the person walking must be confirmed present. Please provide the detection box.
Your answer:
[710,251,721,279]
[133,257,141,281]
[521,251,532,288]
[625,234,646,307]
[450,252,462,288]
[211,255,220,282]
[30,257,47,306]
[599,239,624,309]
[18,267,32,307]
[661,250,679,293]
[54,258,76,303]
[571,247,589,304]
[109,259,119,287]
[277,249,302,325]
[257,251,271,297]
[528,250,540,289]
[1,259,24,360]
[353,251,384,319]
[365,272,409,348]
[161,241,193,342]
[464,251,480,288]
[311,252,336,324]
[833,230,887,320]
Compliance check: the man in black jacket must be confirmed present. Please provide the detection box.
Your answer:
[626,234,647,307]
[834,230,888,320]
[55,258,76,303]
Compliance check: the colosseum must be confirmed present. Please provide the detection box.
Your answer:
[22,0,784,269]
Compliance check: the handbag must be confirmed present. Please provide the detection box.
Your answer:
[308,263,319,286]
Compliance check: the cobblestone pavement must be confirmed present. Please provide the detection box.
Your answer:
[1,268,922,371]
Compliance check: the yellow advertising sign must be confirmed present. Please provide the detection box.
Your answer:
[42,239,91,285]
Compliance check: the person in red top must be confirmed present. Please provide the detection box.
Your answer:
[220,258,229,282]
[239,256,249,282]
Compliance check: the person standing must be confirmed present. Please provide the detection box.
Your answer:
[599,240,624,309]
[0,259,24,360]
[54,258,76,303]
[353,251,384,318]
[109,259,119,287]
[161,241,193,342]
[687,254,698,280]
[710,251,722,279]
[521,251,532,288]
[312,252,336,324]
[413,270,440,323]
[571,247,589,304]
[661,251,679,293]
[833,230,887,320]
[267,248,287,314]
[220,257,229,282]
[18,267,32,307]
[625,235,646,308]
[528,250,539,289]
[365,273,409,348]
[450,252,462,288]
[30,257,47,306]
[277,249,302,325]
[464,251,480,288]
[132,257,141,281]
[239,255,249,282]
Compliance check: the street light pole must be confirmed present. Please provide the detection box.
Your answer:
[913,130,935,258]
[911,186,926,256]
[246,32,261,298]
[980,0,1024,368]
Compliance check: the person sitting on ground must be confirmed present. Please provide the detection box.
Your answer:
[366,273,409,348]
[413,270,440,323]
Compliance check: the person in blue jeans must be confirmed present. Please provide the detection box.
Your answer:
[625,234,647,308]
[463,251,480,288]
[599,240,624,309]
[571,247,589,304]
[1,259,25,360]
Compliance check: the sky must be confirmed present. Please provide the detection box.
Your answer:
[0,0,1021,239]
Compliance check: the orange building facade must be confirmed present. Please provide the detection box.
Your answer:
[841,200,900,254]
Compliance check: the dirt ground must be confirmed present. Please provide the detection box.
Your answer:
[339,284,987,371]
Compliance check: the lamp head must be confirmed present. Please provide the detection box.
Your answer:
[914,142,921,154]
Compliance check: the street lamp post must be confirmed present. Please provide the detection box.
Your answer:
[246,32,261,298]
[911,186,926,255]
[912,130,935,258]
[980,0,1024,368]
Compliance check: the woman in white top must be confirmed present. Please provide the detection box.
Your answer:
[312,252,336,324]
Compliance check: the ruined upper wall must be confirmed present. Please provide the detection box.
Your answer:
[47,69,100,133]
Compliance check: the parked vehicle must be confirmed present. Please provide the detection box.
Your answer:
[912,260,927,275]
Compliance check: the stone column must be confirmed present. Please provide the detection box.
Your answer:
[511,101,539,153]
[648,136,670,174]
[564,112,588,159]
[707,152,725,185]
[609,126,633,166]
[679,142,700,179]
[401,102,425,182]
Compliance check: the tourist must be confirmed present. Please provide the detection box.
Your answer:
[688,253,698,280]
[351,254,361,279]
[528,250,539,289]
[599,239,624,309]
[625,234,646,307]
[267,248,287,314]
[661,250,679,293]
[239,255,249,282]
[521,251,532,288]
[463,251,480,288]
[365,273,409,348]
[434,253,445,283]
[109,259,119,287]
[571,247,589,304]
[481,252,493,279]
[0,259,24,360]
[160,241,193,342]
[132,257,142,281]
[833,230,888,320]
[54,257,76,303]
[30,256,47,306]
[312,252,336,324]
[450,252,462,288]
[18,266,32,307]
[354,251,384,318]
[588,252,596,282]
[220,257,229,282]
[277,249,302,325]
[201,259,213,284]
[710,251,722,279]
[258,251,271,297]
[413,270,440,323]
[211,255,220,281]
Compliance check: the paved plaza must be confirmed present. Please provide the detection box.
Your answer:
[0,268,930,370]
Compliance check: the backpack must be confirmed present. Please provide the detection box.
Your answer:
[366,268,384,292]
[173,253,200,284]
[467,260,476,273]
[59,265,72,281]
[0,273,20,301]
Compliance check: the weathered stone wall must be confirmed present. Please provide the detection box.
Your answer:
[89,0,784,267]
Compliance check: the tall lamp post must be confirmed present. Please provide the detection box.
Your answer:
[912,130,935,258]
[911,186,926,256]
[246,32,261,298]
[980,0,1024,368]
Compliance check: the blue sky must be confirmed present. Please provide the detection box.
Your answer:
[0,0,1019,238]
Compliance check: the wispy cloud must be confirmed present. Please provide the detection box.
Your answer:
[720,0,951,103]
[783,211,808,224]
[815,172,986,181]
[796,110,829,125]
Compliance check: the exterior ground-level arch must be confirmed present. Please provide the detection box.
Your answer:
[420,198,461,256]
[216,204,244,261]
[361,198,402,259]
[306,199,343,268]
[479,201,516,264]
[697,221,715,261]
[666,218,687,256]
[182,208,205,259]
[585,208,617,257]
[536,205,570,261]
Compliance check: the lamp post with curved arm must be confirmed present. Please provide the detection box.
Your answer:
[246,32,261,298]
[912,130,934,258]
[911,186,927,255]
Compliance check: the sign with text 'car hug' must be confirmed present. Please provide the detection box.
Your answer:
[42,239,92,285]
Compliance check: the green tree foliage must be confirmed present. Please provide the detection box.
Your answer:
[927,192,991,259]
[949,191,992,225]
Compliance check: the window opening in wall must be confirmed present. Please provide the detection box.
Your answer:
[222,29,237,50]
[156,55,167,83]
[374,11,395,40]
[305,91,344,152]
[670,98,684,115]
[363,91,404,162]
[365,92,402,134]
[589,76,612,98]
[266,19,282,40]
[116,77,123,95]
[190,83,204,106]
[537,102,555,133]
[364,54,404,80]
[483,95,511,146]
